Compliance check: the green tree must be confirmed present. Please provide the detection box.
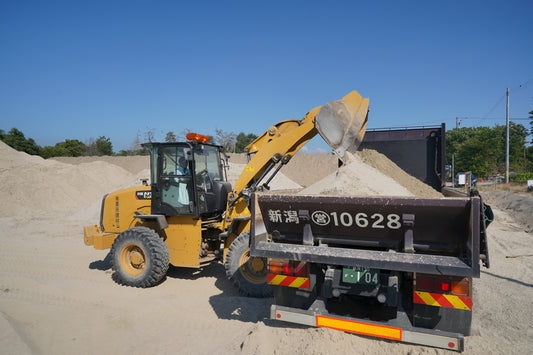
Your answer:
[0,128,41,155]
[95,136,113,155]
[165,131,177,142]
[41,145,70,158]
[526,145,533,162]
[446,123,530,178]
[235,132,258,153]
[57,139,85,156]
[40,139,86,158]
[84,136,113,156]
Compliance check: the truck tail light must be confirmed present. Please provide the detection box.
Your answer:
[415,275,471,297]
[268,259,308,277]
[435,279,450,293]
[269,261,283,275]
[293,262,308,276]
[416,277,433,291]
[451,281,469,296]
[282,264,292,275]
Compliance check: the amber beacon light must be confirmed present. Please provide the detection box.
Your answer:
[186,132,210,142]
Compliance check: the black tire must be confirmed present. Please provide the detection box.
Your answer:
[111,227,169,288]
[225,231,272,297]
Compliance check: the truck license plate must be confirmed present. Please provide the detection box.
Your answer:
[342,267,379,285]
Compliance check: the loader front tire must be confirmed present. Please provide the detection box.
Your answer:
[225,231,272,297]
[111,227,169,288]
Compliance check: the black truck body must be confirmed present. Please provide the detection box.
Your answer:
[249,125,491,351]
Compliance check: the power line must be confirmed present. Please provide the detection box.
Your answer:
[459,117,529,120]
[483,94,506,118]
[482,77,533,118]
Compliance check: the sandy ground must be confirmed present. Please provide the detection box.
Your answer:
[1,142,532,354]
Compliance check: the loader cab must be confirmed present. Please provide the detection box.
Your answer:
[148,137,231,218]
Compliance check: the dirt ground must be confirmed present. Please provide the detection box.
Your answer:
[1,143,532,354]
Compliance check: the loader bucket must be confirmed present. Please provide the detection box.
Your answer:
[315,90,369,159]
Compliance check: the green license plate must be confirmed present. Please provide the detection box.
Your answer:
[342,267,380,285]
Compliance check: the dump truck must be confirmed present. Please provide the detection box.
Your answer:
[84,90,369,296]
[250,124,492,351]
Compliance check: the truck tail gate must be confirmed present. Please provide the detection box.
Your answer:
[250,193,481,278]
[272,305,464,352]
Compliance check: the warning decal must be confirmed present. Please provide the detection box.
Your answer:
[267,274,310,289]
[414,291,472,310]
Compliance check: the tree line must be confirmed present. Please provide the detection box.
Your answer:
[0,127,258,158]
[3,116,532,183]
[446,112,533,183]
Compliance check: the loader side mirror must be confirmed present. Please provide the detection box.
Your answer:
[183,148,193,161]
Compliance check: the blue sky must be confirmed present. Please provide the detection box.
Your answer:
[1,0,532,153]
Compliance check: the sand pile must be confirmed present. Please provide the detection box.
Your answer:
[282,153,339,187]
[52,155,150,174]
[0,141,299,220]
[299,151,441,197]
[480,189,533,231]
[227,163,301,191]
[357,149,442,197]
[0,141,147,218]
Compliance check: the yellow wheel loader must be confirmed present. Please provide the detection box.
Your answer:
[84,90,369,296]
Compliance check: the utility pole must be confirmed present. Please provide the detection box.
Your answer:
[452,154,455,187]
[455,117,462,129]
[505,88,510,184]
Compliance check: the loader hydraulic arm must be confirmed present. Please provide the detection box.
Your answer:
[221,90,369,241]
[232,90,369,196]
[233,107,321,194]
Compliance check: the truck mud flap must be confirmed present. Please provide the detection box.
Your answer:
[271,304,464,352]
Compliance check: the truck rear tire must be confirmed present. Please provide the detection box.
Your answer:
[111,227,169,288]
[225,231,272,297]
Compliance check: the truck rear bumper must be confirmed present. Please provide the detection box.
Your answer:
[271,303,464,352]
[83,225,117,250]
[254,241,475,277]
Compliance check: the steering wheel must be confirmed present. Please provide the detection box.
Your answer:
[196,169,209,186]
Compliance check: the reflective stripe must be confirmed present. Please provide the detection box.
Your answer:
[267,274,310,289]
[414,291,472,310]
[316,316,402,340]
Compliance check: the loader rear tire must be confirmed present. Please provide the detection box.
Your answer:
[111,227,169,288]
[225,231,272,298]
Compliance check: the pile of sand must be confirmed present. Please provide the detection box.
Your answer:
[52,155,150,174]
[299,151,441,197]
[2,139,441,221]
[357,149,443,198]
[480,188,533,231]
[0,141,147,218]
[0,142,300,220]
[226,163,301,191]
